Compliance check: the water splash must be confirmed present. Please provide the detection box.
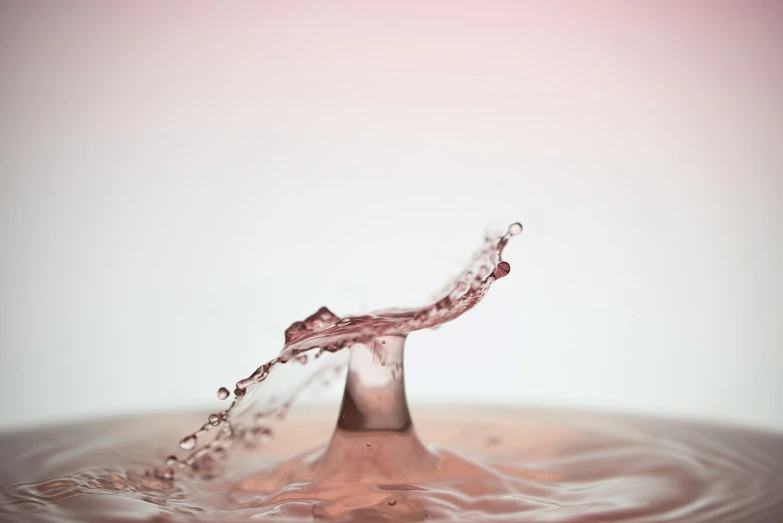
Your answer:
[165,223,522,476]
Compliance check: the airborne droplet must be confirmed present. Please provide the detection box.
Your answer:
[492,261,511,279]
[208,414,220,426]
[508,222,523,236]
[179,435,197,450]
[217,387,230,400]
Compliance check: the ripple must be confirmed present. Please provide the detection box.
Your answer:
[0,409,781,522]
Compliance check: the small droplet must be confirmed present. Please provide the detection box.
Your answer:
[366,442,372,448]
[297,354,308,364]
[179,435,197,450]
[508,222,523,236]
[381,340,386,344]
[388,500,397,506]
[381,361,386,366]
[217,387,230,400]
[237,377,253,390]
[165,455,177,466]
[208,414,220,426]
[492,261,511,279]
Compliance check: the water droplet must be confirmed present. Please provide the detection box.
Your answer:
[165,455,177,466]
[179,435,197,450]
[297,354,308,364]
[217,387,230,400]
[381,361,386,366]
[208,414,220,426]
[366,442,372,447]
[508,222,523,236]
[388,500,397,506]
[381,340,386,344]
[492,261,511,279]
[236,377,254,390]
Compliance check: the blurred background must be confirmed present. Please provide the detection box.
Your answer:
[0,1,781,431]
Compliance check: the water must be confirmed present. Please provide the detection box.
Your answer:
[1,224,782,522]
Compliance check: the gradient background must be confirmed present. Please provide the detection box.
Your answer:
[1,1,781,431]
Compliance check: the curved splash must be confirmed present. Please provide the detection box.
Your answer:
[165,223,522,477]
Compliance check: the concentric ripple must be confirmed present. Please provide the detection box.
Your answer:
[1,407,781,522]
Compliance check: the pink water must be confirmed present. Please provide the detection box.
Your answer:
[1,223,782,522]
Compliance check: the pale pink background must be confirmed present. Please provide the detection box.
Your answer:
[1,1,781,429]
